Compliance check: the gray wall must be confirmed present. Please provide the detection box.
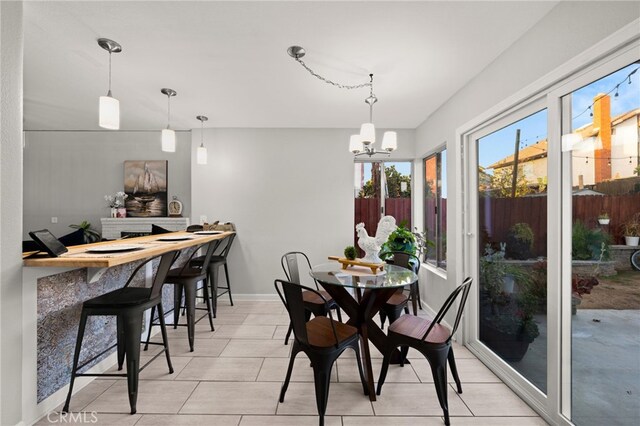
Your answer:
[191,127,416,295]
[414,1,640,313]
[23,131,192,239]
[0,2,24,424]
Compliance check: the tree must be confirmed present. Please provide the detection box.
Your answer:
[490,167,531,197]
[358,165,411,198]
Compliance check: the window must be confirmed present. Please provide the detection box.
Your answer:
[423,149,446,269]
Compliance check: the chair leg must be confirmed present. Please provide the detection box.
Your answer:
[183,282,197,352]
[156,303,174,374]
[223,263,233,306]
[173,284,183,329]
[206,268,216,318]
[209,264,219,317]
[117,314,126,369]
[448,346,462,394]
[400,346,409,367]
[410,283,418,315]
[428,350,450,426]
[123,313,143,414]
[62,310,88,413]
[335,306,342,322]
[415,281,423,310]
[201,278,215,331]
[376,350,392,396]
[310,354,333,426]
[284,322,293,345]
[279,343,300,402]
[143,306,156,352]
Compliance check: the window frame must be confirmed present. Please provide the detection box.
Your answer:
[423,147,447,270]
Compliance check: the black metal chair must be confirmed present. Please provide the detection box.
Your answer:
[275,279,368,426]
[146,241,218,352]
[376,277,473,426]
[62,250,179,415]
[281,251,343,345]
[190,233,236,315]
[186,224,204,232]
[378,251,421,328]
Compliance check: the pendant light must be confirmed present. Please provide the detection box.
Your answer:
[196,115,208,165]
[161,88,177,152]
[97,38,122,130]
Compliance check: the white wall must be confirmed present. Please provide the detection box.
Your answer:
[413,1,640,313]
[23,131,192,239]
[0,1,23,424]
[191,127,415,295]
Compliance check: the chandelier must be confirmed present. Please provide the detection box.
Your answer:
[287,46,398,157]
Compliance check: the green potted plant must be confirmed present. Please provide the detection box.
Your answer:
[69,221,101,244]
[597,212,610,225]
[505,223,534,260]
[479,244,539,361]
[381,224,416,256]
[620,213,640,246]
[343,245,357,260]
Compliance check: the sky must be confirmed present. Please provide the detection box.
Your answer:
[477,61,640,172]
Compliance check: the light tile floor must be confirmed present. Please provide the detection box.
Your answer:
[38,300,548,425]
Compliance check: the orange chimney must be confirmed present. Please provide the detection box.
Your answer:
[593,93,611,183]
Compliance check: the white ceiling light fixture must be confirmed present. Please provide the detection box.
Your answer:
[161,88,177,152]
[287,46,397,158]
[97,38,122,130]
[196,115,208,165]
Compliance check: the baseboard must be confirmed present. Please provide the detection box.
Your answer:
[230,294,279,301]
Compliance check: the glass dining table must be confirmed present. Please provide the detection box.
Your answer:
[310,262,418,401]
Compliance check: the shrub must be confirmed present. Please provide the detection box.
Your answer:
[572,220,611,260]
[505,223,534,260]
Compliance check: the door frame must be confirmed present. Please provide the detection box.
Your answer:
[454,20,639,425]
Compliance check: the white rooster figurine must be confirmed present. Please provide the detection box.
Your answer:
[356,216,397,264]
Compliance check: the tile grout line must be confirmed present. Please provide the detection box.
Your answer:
[450,382,476,416]
[176,380,203,415]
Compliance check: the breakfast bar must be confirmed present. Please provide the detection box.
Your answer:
[21,231,233,421]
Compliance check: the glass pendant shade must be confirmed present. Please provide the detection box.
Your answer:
[99,95,120,130]
[197,144,208,165]
[161,128,176,152]
[360,123,376,145]
[349,135,363,153]
[381,131,397,151]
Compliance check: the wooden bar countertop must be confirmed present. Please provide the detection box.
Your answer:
[23,231,234,268]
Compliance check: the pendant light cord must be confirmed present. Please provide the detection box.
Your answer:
[167,95,171,129]
[200,120,205,147]
[107,51,113,96]
[369,74,374,123]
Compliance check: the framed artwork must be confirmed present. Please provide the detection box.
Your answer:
[123,160,168,217]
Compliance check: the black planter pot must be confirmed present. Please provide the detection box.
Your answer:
[479,321,533,362]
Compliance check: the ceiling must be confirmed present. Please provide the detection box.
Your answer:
[23,1,557,131]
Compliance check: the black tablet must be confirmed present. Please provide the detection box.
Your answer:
[28,229,68,257]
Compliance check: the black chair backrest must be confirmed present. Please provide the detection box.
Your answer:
[275,279,310,345]
[215,233,236,259]
[381,251,420,273]
[421,277,473,343]
[281,251,318,289]
[186,225,204,232]
[121,250,180,300]
[178,240,219,275]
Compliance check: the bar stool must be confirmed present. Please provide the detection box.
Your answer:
[147,240,218,352]
[62,251,179,415]
[190,233,236,316]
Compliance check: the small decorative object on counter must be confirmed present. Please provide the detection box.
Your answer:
[344,245,357,260]
[168,195,183,217]
[355,216,397,264]
[104,191,128,218]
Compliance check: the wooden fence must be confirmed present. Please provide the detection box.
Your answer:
[355,193,639,258]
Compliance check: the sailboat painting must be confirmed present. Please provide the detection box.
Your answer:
[123,160,168,217]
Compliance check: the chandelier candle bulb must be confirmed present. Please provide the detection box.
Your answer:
[360,123,376,145]
[349,135,363,154]
[382,131,397,152]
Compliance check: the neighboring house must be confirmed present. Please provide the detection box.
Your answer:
[487,94,639,187]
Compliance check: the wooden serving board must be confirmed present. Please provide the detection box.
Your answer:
[328,256,385,275]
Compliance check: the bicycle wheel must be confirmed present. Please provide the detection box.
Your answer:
[631,250,640,271]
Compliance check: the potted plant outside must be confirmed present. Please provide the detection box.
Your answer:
[479,244,539,362]
[505,223,534,260]
[381,224,416,256]
[620,213,640,246]
[598,212,610,225]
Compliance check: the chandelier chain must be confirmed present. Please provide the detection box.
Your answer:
[294,57,372,90]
